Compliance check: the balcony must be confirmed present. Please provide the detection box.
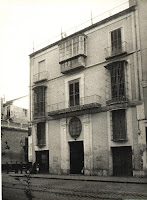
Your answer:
[33,71,48,83]
[48,95,101,117]
[106,96,128,105]
[60,55,86,74]
[105,42,127,60]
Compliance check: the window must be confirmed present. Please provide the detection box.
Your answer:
[23,109,27,117]
[111,28,122,55]
[37,122,46,147]
[69,80,80,107]
[38,60,45,73]
[34,86,46,118]
[112,109,126,141]
[7,106,10,118]
[59,35,86,63]
[110,61,126,102]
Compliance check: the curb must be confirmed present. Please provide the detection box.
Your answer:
[9,174,147,184]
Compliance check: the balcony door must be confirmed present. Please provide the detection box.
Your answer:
[111,28,122,55]
[69,80,80,107]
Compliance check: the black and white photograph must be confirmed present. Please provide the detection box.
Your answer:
[1,0,147,199]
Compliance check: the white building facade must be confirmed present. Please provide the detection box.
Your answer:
[29,0,147,177]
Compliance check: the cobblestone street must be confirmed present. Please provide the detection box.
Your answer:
[2,173,147,200]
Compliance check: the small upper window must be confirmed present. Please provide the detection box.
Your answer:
[38,60,45,73]
[111,28,122,55]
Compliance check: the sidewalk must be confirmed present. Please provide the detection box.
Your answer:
[9,172,147,184]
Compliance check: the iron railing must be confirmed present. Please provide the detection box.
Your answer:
[48,94,101,113]
[105,41,127,59]
[33,1,129,52]
[33,71,48,83]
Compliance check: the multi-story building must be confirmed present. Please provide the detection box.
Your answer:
[29,0,147,177]
[1,96,29,170]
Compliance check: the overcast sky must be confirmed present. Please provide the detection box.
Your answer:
[0,0,128,102]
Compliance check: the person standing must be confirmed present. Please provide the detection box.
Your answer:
[15,161,18,174]
[36,163,40,174]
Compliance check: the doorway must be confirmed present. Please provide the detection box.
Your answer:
[112,146,132,176]
[69,141,84,174]
[36,150,49,173]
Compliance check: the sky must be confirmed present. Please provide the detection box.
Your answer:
[0,0,128,102]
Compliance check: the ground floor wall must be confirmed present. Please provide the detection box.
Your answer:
[2,127,28,167]
[30,106,147,177]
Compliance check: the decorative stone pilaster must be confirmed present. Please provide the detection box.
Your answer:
[60,118,70,174]
[83,114,93,175]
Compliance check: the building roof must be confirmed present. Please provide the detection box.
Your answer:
[3,95,28,106]
[29,5,136,58]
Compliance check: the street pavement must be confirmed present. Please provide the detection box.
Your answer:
[2,172,147,200]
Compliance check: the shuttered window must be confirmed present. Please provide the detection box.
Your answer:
[111,28,122,55]
[37,122,46,147]
[34,86,46,117]
[112,109,126,141]
[110,62,125,101]
[69,80,80,107]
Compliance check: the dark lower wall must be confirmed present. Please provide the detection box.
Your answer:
[1,127,28,165]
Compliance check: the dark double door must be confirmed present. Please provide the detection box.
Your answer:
[112,146,132,176]
[36,150,49,173]
[69,141,84,174]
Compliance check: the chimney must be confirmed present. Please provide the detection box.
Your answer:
[129,0,137,7]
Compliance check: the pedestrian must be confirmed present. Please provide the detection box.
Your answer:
[20,162,23,174]
[36,163,40,174]
[15,161,18,174]
[32,162,37,174]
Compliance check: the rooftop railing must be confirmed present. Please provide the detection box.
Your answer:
[33,1,129,52]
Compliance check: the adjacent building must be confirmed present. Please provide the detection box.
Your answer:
[29,0,147,177]
[1,96,29,170]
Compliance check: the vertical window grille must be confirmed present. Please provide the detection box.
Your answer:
[69,80,80,107]
[110,62,125,102]
[37,122,46,147]
[111,28,122,55]
[112,109,126,141]
[34,87,46,118]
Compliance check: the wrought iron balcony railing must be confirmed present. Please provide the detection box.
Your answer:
[106,96,128,105]
[105,41,127,59]
[48,95,101,116]
[33,71,48,83]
